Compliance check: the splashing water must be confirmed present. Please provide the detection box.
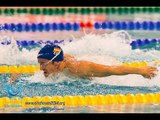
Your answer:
[0,36,39,65]
[1,30,160,87]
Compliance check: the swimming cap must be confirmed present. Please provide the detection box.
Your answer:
[37,44,64,62]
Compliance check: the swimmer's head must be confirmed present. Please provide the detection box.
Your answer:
[37,44,64,62]
[37,44,64,77]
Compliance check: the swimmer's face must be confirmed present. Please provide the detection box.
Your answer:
[38,58,59,77]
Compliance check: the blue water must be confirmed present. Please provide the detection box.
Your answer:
[1,74,160,98]
[1,73,160,113]
[1,30,160,113]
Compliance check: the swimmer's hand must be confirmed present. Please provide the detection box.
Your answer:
[9,74,21,84]
[139,66,158,79]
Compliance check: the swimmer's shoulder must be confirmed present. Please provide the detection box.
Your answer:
[64,54,76,60]
[64,54,78,69]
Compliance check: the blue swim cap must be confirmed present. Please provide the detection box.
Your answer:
[37,44,64,62]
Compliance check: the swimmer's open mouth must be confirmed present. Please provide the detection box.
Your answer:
[43,71,48,77]
[44,71,47,74]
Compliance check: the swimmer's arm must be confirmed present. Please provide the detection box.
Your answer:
[77,61,157,78]
[93,65,143,76]
[9,74,21,84]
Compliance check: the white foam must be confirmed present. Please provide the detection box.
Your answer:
[1,31,160,87]
[0,36,39,65]
[23,70,69,84]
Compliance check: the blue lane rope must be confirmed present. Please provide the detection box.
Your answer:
[0,22,80,32]
[94,21,160,30]
[2,21,160,32]
[1,38,160,50]
[0,40,66,46]
[130,39,160,50]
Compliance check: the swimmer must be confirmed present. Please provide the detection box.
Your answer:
[10,44,158,82]
[37,44,157,79]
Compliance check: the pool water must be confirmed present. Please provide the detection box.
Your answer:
[1,10,160,113]
[1,30,160,113]
[1,74,160,98]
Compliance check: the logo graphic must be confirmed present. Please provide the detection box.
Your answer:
[53,48,60,55]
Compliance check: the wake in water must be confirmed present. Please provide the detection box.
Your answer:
[1,30,160,87]
[24,70,70,83]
